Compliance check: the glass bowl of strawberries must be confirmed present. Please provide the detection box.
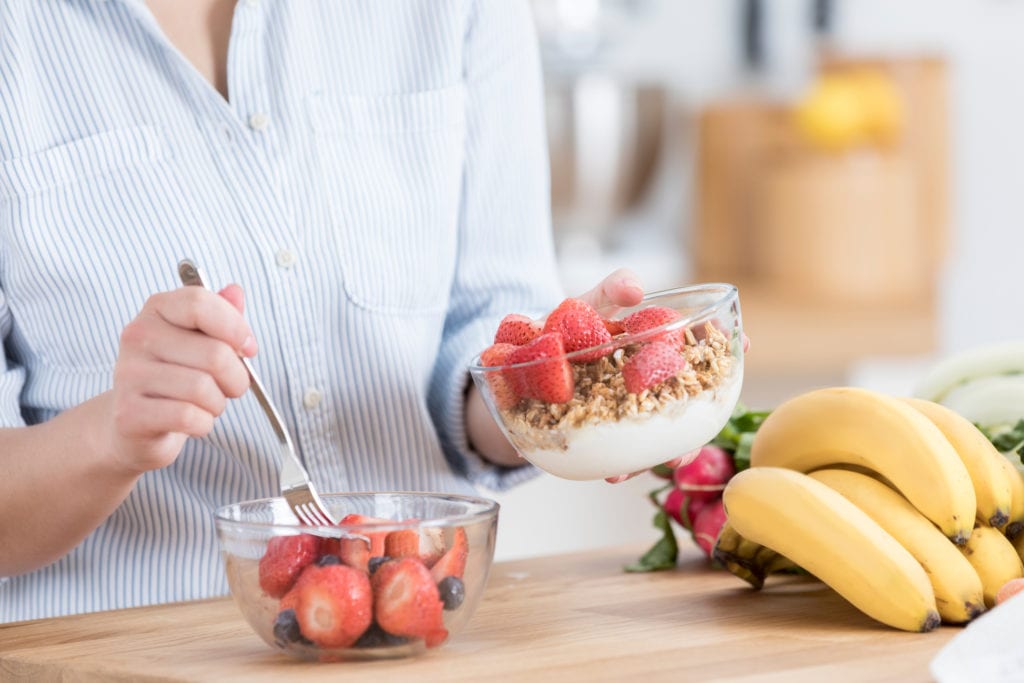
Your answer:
[216,492,498,661]
[468,283,744,480]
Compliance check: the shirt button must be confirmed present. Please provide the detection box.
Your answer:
[275,249,297,269]
[248,113,270,131]
[302,388,323,410]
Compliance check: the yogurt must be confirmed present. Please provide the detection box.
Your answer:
[515,363,744,480]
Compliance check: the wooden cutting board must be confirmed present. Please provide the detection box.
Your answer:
[0,544,959,682]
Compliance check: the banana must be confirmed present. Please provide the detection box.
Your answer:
[901,397,1012,528]
[958,525,1024,608]
[995,454,1024,540]
[749,387,976,544]
[723,466,940,632]
[712,522,789,589]
[809,468,985,624]
[1010,529,1024,567]
[913,340,1024,404]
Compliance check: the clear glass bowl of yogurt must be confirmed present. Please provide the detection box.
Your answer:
[468,283,744,480]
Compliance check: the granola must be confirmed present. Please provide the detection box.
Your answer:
[501,322,735,452]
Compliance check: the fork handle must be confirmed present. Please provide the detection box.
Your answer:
[177,259,295,451]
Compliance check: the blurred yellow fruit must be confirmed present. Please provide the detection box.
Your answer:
[794,70,904,151]
[849,69,905,146]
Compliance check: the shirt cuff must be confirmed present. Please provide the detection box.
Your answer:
[428,314,542,492]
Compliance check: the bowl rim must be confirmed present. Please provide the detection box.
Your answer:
[215,491,500,534]
[467,281,740,371]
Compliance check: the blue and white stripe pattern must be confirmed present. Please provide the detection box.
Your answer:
[0,0,563,621]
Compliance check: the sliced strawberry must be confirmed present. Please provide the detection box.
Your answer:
[622,341,687,394]
[292,564,373,648]
[338,536,370,573]
[505,333,574,404]
[430,527,468,583]
[320,537,341,558]
[419,527,446,567]
[621,306,684,348]
[493,314,542,346]
[373,557,448,647]
[540,298,612,363]
[479,342,520,409]
[340,514,389,554]
[602,317,625,336]
[258,533,322,599]
[384,529,420,558]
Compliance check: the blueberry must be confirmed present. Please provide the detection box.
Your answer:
[354,622,409,648]
[316,554,341,566]
[272,609,311,647]
[437,576,465,610]
[367,556,391,575]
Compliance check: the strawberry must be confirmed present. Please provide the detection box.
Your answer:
[339,514,389,553]
[479,342,520,409]
[540,299,572,336]
[338,536,370,573]
[258,533,322,599]
[419,527,446,567]
[602,317,625,336]
[337,513,390,572]
[621,306,684,348]
[493,314,542,346]
[291,564,373,648]
[384,529,420,558]
[541,298,612,363]
[320,537,341,558]
[373,558,448,647]
[621,342,687,394]
[430,527,468,583]
[505,333,574,404]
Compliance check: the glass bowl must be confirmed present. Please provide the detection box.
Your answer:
[468,283,744,480]
[216,492,499,662]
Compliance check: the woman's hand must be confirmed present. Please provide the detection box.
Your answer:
[469,268,648,469]
[575,267,645,315]
[105,284,255,474]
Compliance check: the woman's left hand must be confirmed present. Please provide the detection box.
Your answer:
[584,270,748,484]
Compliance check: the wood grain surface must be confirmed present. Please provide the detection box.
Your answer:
[0,544,959,682]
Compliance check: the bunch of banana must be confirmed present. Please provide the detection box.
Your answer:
[715,386,1024,632]
[712,522,793,590]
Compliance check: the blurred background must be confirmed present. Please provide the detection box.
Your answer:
[493,0,1024,561]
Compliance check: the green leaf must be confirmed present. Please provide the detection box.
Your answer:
[978,418,1024,455]
[711,404,770,459]
[732,432,757,472]
[624,510,679,573]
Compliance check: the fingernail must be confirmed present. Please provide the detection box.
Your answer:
[240,335,257,357]
[623,278,642,292]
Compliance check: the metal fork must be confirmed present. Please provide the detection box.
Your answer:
[177,259,337,527]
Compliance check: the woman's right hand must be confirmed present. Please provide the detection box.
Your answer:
[106,284,256,474]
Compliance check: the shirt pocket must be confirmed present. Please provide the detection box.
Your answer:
[308,85,466,314]
[0,125,167,200]
[0,124,217,373]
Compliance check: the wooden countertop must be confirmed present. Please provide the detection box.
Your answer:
[0,544,958,682]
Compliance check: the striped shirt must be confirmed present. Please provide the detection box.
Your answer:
[0,0,562,621]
